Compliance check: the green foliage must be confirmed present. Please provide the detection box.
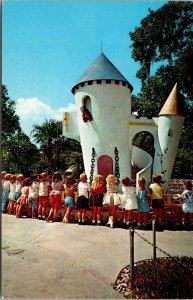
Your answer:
[172,148,193,179]
[1,85,40,175]
[2,130,40,176]
[31,119,83,174]
[1,85,21,138]
[130,2,193,178]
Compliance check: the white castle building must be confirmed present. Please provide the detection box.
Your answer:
[63,52,185,191]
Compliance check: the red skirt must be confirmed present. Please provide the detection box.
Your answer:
[51,194,61,210]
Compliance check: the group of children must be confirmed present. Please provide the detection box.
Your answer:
[2,170,193,228]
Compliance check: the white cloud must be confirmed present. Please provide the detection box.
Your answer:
[16,97,76,138]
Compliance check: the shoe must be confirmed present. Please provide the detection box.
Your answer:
[38,216,42,220]
[78,221,82,225]
[42,216,46,221]
[81,221,86,225]
[110,222,114,228]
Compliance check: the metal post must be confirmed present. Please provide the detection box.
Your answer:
[152,215,156,260]
[129,227,134,289]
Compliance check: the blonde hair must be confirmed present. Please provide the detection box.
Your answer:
[138,177,146,188]
[80,173,87,182]
[92,175,104,189]
[106,174,117,185]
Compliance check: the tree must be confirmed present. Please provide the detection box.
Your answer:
[2,131,40,176]
[1,85,40,175]
[1,85,21,139]
[129,2,193,178]
[31,119,83,173]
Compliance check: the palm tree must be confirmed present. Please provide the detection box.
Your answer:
[31,119,65,171]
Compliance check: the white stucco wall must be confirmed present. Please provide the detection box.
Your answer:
[154,115,184,190]
[74,80,132,180]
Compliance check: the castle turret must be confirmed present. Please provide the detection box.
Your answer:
[153,83,185,190]
[71,52,133,182]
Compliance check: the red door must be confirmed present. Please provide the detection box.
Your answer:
[98,155,113,180]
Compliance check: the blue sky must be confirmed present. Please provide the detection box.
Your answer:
[3,1,166,137]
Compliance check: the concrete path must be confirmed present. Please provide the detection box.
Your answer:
[2,214,193,299]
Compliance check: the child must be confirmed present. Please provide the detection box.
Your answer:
[136,177,150,227]
[178,181,193,225]
[28,174,40,219]
[149,174,164,225]
[7,175,17,214]
[13,174,24,215]
[103,174,122,228]
[16,177,31,218]
[38,172,50,220]
[121,176,138,227]
[89,175,106,225]
[62,176,77,223]
[76,173,91,225]
[46,171,64,223]
[2,173,11,213]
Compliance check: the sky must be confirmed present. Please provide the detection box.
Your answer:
[3,0,166,138]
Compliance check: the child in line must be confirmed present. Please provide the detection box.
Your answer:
[13,174,24,215]
[149,174,164,225]
[2,173,11,213]
[76,173,91,225]
[47,171,64,223]
[28,175,40,219]
[136,177,150,227]
[178,181,193,225]
[7,175,17,214]
[38,172,50,220]
[121,176,138,227]
[1,171,7,186]
[90,175,106,225]
[16,177,31,218]
[62,176,77,223]
[103,174,122,228]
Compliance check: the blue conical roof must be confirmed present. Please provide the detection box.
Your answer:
[71,52,133,94]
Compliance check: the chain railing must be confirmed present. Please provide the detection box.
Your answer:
[114,147,120,184]
[129,216,193,288]
[89,148,95,185]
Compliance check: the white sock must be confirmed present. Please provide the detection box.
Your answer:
[92,220,95,224]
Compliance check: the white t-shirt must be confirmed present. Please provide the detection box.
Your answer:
[28,181,39,199]
[39,181,50,196]
[78,182,91,198]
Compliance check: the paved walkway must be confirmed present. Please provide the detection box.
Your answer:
[2,214,193,299]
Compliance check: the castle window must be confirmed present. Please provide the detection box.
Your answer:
[115,80,119,85]
[106,80,111,84]
[97,80,101,84]
[122,82,126,86]
[81,82,85,87]
[168,128,173,137]
[88,81,93,85]
[81,95,93,122]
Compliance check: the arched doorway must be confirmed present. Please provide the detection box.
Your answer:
[132,131,155,180]
[98,155,113,180]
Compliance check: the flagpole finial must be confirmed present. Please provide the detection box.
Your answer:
[101,41,103,53]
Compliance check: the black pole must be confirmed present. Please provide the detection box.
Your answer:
[152,215,156,260]
[129,227,134,289]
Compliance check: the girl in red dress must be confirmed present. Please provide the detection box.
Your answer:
[89,175,106,225]
[46,172,64,223]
